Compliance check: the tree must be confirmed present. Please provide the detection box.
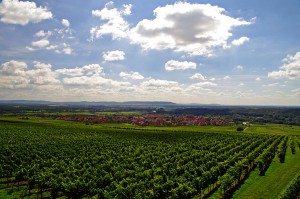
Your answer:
[237,126,244,132]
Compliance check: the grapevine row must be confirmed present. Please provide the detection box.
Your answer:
[0,120,279,198]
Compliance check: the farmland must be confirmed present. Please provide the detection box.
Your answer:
[0,114,300,198]
[0,102,300,198]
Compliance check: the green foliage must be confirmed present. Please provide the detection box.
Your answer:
[256,136,282,176]
[277,136,288,163]
[278,171,300,199]
[236,126,244,131]
[290,138,296,154]
[0,118,283,199]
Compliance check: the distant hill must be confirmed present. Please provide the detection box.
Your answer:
[123,101,177,106]
[0,100,177,107]
[0,100,53,105]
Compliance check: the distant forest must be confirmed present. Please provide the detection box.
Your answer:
[157,107,300,125]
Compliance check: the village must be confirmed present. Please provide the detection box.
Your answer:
[54,114,227,126]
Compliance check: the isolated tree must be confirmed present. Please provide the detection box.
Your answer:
[237,126,244,131]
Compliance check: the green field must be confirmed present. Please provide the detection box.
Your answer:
[0,117,299,198]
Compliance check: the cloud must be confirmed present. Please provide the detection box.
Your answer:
[193,81,217,87]
[190,73,206,81]
[27,61,60,85]
[291,88,300,95]
[62,76,105,86]
[268,52,300,79]
[130,2,253,56]
[186,81,217,93]
[122,4,132,15]
[0,60,60,88]
[0,60,136,95]
[33,61,51,69]
[237,65,244,70]
[90,2,132,40]
[55,68,85,77]
[262,83,280,87]
[231,37,250,46]
[62,75,130,88]
[0,60,27,76]
[28,20,74,54]
[56,64,104,76]
[62,46,72,55]
[55,43,73,55]
[62,19,70,27]
[31,39,50,48]
[0,75,30,89]
[26,46,35,51]
[140,79,181,91]
[165,60,197,71]
[35,30,52,37]
[0,61,113,90]
[0,0,52,25]
[103,50,125,61]
[29,39,73,55]
[89,2,253,56]
[120,71,144,80]
[256,77,261,81]
[224,76,231,80]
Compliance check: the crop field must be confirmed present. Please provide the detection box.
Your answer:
[0,117,300,199]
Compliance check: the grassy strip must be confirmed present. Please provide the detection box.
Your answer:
[245,124,300,135]
[231,144,300,199]
[278,171,300,199]
[1,116,300,136]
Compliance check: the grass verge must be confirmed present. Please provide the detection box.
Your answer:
[231,145,300,199]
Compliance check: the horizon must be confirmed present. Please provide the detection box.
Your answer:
[0,0,299,106]
[1,99,300,108]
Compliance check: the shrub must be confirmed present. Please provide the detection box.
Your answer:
[237,126,244,132]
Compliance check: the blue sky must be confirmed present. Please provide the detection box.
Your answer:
[0,0,299,105]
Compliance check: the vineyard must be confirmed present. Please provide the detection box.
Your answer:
[0,118,299,199]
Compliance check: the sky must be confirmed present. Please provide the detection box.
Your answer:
[0,0,300,106]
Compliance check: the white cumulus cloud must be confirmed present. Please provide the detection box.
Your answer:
[63,47,72,55]
[224,76,231,80]
[0,0,52,25]
[62,19,70,27]
[56,64,104,77]
[120,71,144,80]
[0,60,60,89]
[140,79,180,92]
[268,52,300,79]
[42,43,73,55]
[237,65,244,70]
[186,81,217,93]
[35,30,52,37]
[31,39,50,48]
[103,50,125,61]
[190,73,206,81]
[0,60,27,76]
[165,60,196,71]
[90,2,132,40]
[130,2,253,56]
[62,75,130,88]
[231,37,250,46]
[193,81,217,87]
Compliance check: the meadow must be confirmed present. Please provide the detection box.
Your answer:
[0,116,299,199]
